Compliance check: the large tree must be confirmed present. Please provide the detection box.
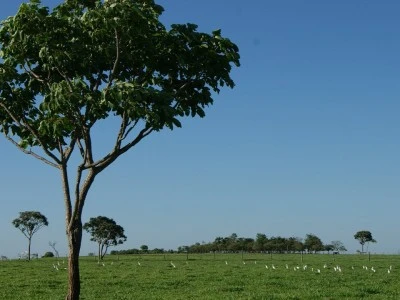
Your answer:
[0,0,239,299]
[354,230,376,253]
[83,216,126,261]
[12,211,48,260]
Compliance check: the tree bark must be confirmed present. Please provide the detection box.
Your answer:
[28,237,31,261]
[66,220,82,300]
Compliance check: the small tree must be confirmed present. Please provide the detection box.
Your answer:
[49,241,60,258]
[83,216,127,261]
[12,211,48,260]
[324,244,334,254]
[354,231,376,253]
[42,251,55,258]
[331,240,347,253]
[140,245,149,253]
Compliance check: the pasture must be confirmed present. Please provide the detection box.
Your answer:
[1,253,400,299]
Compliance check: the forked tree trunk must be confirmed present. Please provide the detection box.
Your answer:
[66,221,83,300]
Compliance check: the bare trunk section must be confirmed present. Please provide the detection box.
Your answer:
[28,237,31,261]
[66,220,82,300]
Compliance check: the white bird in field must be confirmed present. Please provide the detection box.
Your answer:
[102,263,105,267]
[137,261,141,266]
[351,266,354,270]
[170,261,176,268]
[293,267,297,271]
[265,265,269,269]
[286,264,289,269]
[389,265,392,270]
[254,261,257,265]
[388,269,391,274]
[371,267,376,273]
[272,265,276,270]
[225,261,228,265]
[243,261,246,265]
[323,264,327,269]
[317,269,320,273]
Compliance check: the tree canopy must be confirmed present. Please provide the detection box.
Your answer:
[83,216,127,260]
[304,234,324,253]
[12,211,48,260]
[354,230,376,253]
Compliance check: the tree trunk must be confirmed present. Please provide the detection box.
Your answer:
[98,243,101,262]
[28,237,31,261]
[66,221,82,300]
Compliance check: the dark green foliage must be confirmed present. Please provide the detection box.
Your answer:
[0,0,240,152]
[42,251,54,258]
[354,231,377,253]
[83,216,127,260]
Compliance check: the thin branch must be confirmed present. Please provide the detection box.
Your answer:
[106,29,120,90]
[76,138,85,159]
[20,115,62,165]
[0,102,62,164]
[55,67,74,93]
[113,112,128,151]
[64,138,76,162]
[22,63,45,83]
[87,126,153,172]
[2,132,60,168]
[122,119,138,140]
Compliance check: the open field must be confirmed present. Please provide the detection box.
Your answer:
[1,253,400,299]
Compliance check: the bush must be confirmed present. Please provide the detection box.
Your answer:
[42,251,54,258]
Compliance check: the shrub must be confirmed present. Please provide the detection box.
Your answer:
[42,251,54,258]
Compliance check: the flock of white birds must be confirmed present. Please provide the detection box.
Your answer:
[51,260,394,275]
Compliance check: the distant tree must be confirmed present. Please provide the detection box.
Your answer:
[324,244,334,254]
[140,245,149,253]
[331,240,347,253]
[12,211,48,260]
[49,241,60,258]
[354,231,376,253]
[287,237,304,253]
[254,233,268,252]
[83,216,127,261]
[304,234,324,253]
[42,251,55,258]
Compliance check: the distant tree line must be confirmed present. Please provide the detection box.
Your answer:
[176,233,347,254]
[111,233,349,256]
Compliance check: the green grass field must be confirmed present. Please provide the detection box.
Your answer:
[1,253,399,299]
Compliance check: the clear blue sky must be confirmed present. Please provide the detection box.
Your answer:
[1,0,399,258]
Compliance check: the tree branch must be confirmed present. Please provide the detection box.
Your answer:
[106,29,120,90]
[1,132,60,168]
